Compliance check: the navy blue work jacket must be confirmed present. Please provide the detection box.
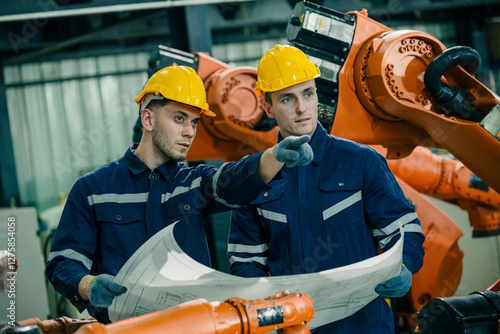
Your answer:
[46,144,269,322]
[228,123,425,333]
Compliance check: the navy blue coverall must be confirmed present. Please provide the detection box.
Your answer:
[228,123,425,333]
[46,144,270,323]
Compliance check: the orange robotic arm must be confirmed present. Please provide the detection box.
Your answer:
[1,291,313,334]
[74,291,314,334]
[384,146,500,237]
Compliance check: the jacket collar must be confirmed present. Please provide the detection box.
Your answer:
[308,122,328,166]
[125,144,182,179]
[125,144,149,175]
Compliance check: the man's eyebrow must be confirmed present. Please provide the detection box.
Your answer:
[277,86,315,100]
[278,92,296,100]
[173,110,200,122]
[173,110,188,117]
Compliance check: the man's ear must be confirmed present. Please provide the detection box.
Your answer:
[141,108,155,131]
[263,102,275,119]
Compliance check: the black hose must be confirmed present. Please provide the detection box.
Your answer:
[423,46,483,122]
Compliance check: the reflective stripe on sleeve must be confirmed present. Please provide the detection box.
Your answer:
[257,208,287,223]
[47,249,93,271]
[229,255,268,265]
[372,212,419,237]
[162,177,202,203]
[322,191,362,221]
[404,223,424,235]
[212,162,240,209]
[87,192,149,205]
[228,243,269,253]
[378,223,424,249]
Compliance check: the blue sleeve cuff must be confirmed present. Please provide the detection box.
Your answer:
[46,259,90,312]
[402,234,425,275]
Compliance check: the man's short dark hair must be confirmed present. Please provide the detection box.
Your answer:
[264,92,273,106]
[145,99,169,112]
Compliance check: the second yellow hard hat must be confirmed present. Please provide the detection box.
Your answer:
[255,45,320,97]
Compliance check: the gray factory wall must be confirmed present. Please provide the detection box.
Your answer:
[4,52,149,212]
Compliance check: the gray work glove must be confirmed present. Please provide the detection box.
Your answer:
[375,264,412,298]
[273,135,313,167]
[87,274,127,308]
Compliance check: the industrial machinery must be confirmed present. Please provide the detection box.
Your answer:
[416,280,500,333]
[1,317,97,334]
[1,290,314,334]
[138,0,500,331]
[417,290,500,334]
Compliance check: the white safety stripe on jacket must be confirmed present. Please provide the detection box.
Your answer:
[161,176,202,203]
[87,192,149,205]
[371,212,419,237]
[322,191,362,221]
[378,223,424,249]
[47,249,93,271]
[212,162,241,209]
[227,243,268,253]
[229,255,268,265]
[257,208,288,223]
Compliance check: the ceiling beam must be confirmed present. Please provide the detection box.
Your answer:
[1,10,163,65]
[0,0,256,23]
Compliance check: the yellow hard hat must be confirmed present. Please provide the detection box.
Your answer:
[255,45,321,97]
[135,65,215,117]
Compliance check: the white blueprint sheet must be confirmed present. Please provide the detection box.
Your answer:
[108,222,403,329]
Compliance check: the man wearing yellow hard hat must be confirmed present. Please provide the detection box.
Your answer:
[46,65,314,323]
[228,45,425,333]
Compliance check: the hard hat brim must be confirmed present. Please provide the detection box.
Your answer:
[137,92,216,117]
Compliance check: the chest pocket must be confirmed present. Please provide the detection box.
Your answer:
[320,171,363,225]
[95,204,143,225]
[163,191,207,218]
[94,204,145,268]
